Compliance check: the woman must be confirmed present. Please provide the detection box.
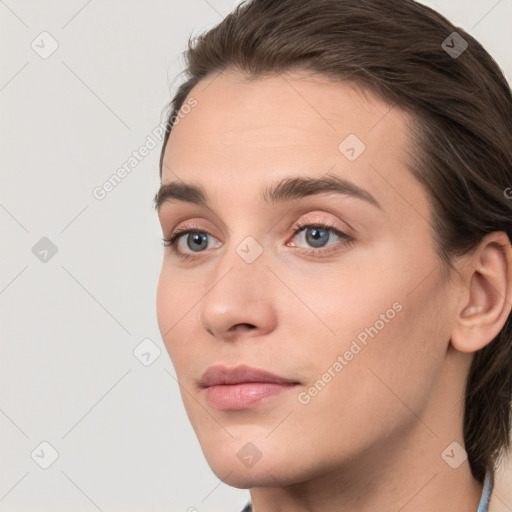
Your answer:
[154,0,512,510]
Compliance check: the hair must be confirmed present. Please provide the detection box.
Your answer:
[158,0,512,484]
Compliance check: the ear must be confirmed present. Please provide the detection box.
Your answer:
[450,231,512,353]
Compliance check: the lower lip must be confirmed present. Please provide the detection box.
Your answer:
[204,382,297,410]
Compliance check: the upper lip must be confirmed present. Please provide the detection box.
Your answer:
[199,364,299,388]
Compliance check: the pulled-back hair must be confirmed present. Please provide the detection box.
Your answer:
[159,0,512,483]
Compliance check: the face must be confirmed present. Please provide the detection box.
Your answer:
[156,70,458,488]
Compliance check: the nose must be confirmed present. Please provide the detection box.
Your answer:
[199,240,278,342]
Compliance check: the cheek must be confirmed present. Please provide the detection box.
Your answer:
[295,248,449,420]
[156,269,195,362]
[156,264,201,331]
[325,272,448,424]
[156,270,175,341]
[156,266,217,383]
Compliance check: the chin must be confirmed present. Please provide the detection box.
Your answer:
[200,439,311,489]
[208,460,297,489]
[212,469,270,489]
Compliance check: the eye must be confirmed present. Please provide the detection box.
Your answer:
[162,219,354,261]
[287,221,353,257]
[162,222,221,261]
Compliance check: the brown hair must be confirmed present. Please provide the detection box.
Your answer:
[158,0,512,483]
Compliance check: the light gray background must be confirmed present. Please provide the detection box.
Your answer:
[0,1,511,511]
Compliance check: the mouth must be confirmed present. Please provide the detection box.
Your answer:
[199,364,300,411]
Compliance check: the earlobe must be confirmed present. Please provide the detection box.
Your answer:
[450,232,512,354]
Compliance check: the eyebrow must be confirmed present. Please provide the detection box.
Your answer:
[153,173,382,212]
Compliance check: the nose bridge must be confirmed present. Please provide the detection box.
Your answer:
[215,211,269,276]
[209,230,269,300]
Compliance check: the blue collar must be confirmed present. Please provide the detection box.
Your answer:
[477,470,493,512]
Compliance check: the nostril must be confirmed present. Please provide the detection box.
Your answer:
[233,323,256,331]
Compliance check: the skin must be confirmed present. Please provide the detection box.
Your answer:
[156,70,512,512]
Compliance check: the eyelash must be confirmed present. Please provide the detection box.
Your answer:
[162,220,354,261]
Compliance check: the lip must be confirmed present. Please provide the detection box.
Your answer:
[200,364,298,387]
[200,364,300,411]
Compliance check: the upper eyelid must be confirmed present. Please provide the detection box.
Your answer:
[170,222,344,238]
[158,195,364,234]
[166,210,353,234]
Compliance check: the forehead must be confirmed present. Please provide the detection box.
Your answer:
[161,70,423,216]
[170,71,405,142]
